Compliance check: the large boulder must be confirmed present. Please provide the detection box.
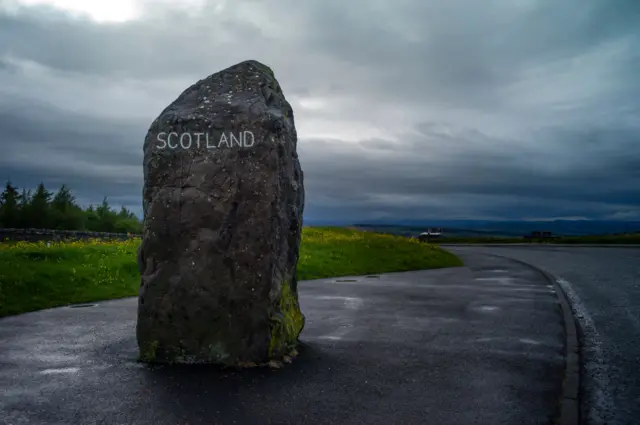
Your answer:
[136,60,305,365]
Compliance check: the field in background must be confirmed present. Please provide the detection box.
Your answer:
[353,224,640,244]
[353,220,640,237]
[430,234,640,244]
[0,227,462,318]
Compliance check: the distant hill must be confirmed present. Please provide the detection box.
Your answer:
[352,220,640,237]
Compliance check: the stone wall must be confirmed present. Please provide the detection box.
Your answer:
[0,228,142,243]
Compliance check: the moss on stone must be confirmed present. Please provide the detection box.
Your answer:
[269,279,304,357]
[262,65,275,78]
[139,340,159,362]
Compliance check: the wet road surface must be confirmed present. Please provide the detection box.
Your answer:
[446,245,640,425]
[0,253,565,425]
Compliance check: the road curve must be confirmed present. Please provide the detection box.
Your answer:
[445,245,640,425]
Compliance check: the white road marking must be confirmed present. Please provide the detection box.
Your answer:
[556,277,614,425]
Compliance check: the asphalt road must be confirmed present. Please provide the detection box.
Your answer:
[446,246,640,425]
[0,253,564,425]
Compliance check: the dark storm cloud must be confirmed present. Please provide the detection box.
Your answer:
[0,0,638,221]
[299,122,640,221]
[0,99,145,212]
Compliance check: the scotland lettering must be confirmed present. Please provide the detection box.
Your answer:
[155,131,255,150]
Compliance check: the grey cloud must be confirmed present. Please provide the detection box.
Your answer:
[0,100,144,213]
[299,121,640,218]
[299,0,640,107]
[0,0,638,222]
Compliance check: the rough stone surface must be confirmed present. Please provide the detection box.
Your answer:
[137,60,305,365]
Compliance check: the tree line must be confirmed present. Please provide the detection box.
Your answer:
[0,181,142,233]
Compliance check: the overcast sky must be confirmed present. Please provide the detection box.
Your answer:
[0,0,638,223]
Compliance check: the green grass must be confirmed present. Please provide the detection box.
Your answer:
[298,227,462,280]
[435,233,640,244]
[0,227,462,318]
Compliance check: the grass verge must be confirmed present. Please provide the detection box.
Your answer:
[0,226,462,318]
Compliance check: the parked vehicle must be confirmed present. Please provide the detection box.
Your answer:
[419,228,443,241]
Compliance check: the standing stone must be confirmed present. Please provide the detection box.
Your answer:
[136,60,305,365]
